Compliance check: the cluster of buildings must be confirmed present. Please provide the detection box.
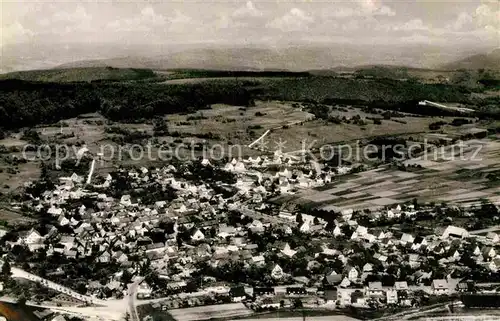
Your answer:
[3,152,500,312]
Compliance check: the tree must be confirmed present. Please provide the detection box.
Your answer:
[1,260,11,279]
[412,198,419,210]
[293,298,303,309]
[296,213,303,225]
[121,269,132,285]
[153,117,169,136]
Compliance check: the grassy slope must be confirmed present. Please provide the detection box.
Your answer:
[0,67,156,82]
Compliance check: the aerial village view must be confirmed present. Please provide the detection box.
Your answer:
[1,1,500,321]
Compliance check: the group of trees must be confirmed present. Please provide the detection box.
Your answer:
[1,71,489,133]
[0,79,254,130]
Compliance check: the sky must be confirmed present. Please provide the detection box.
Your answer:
[1,0,499,48]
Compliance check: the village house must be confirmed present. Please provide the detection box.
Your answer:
[271,264,284,279]
[442,226,469,239]
[400,233,415,245]
[482,246,496,260]
[394,281,409,291]
[346,266,359,282]
[487,232,500,244]
[386,289,398,305]
[366,282,384,297]
[432,279,449,295]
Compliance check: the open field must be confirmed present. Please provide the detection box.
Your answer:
[265,116,463,153]
[167,100,314,141]
[0,101,483,193]
[276,137,500,212]
[162,77,292,85]
[0,134,41,195]
[168,303,252,321]
[0,93,494,223]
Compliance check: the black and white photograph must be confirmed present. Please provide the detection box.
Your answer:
[0,1,500,320]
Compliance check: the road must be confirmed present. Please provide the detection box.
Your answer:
[11,267,107,306]
[470,225,500,235]
[9,266,145,320]
[248,130,271,148]
[126,278,143,321]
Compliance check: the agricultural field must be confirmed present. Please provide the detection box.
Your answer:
[0,100,311,195]
[264,113,476,153]
[0,100,485,196]
[278,137,500,212]
[167,100,314,141]
[162,77,289,85]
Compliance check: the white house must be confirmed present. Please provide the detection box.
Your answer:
[400,233,415,245]
[386,289,398,304]
[47,206,63,216]
[347,267,359,282]
[362,263,373,273]
[23,229,43,244]
[251,255,265,266]
[299,221,310,233]
[191,229,205,241]
[281,243,297,257]
[367,282,384,297]
[338,290,351,307]
[355,225,368,236]
[333,225,342,237]
[271,264,284,279]
[363,233,377,243]
[339,277,351,288]
[432,279,449,295]
[394,281,409,291]
[137,283,153,299]
[486,232,500,244]
[482,247,496,260]
[442,226,469,239]
[488,258,500,272]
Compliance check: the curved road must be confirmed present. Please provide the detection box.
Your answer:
[11,267,107,306]
[10,266,144,321]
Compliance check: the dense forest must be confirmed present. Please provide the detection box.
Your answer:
[0,74,497,131]
[0,67,156,83]
[259,77,471,103]
[0,79,254,129]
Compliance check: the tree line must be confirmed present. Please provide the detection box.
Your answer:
[0,79,254,130]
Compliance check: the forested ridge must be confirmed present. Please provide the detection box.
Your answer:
[1,74,496,131]
[0,79,254,129]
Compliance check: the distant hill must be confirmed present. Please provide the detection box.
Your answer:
[441,48,500,71]
[54,45,472,72]
[3,42,495,73]
[0,67,156,82]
